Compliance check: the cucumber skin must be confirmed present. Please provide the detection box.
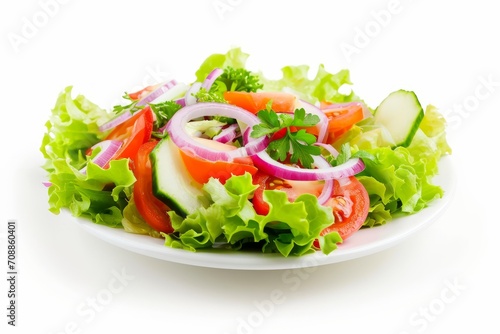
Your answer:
[374,89,424,148]
[150,141,184,215]
[150,137,204,217]
[401,103,424,147]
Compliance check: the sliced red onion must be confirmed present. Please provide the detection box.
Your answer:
[201,68,224,91]
[79,140,122,174]
[148,82,188,105]
[251,151,364,181]
[136,79,178,107]
[242,128,334,205]
[299,100,329,143]
[99,110,134,132]
[165,103,269,161]
[314,156,334,205]
[337,177,352,187]
[239,127,272,157]
[212,123,240,144]
[182,69,223,107]
[241,127,364,181]
[42,181,52,187]
[185,82,202,106]
[99,80,182,132]
[314,142,339,158]
[175,98,186,107]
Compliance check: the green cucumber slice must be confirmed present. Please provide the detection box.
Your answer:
[374,89,424,147]
[150,136,206,216]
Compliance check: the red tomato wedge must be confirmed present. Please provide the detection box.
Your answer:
[269,126,299,141]
[252,172,369,245]
[178,138,258,184]
[317,176,369,243]
[105,109,146,142]
[104,106,154,163]
[251,171,324,215]
[320,102,365,142]
[224,91,297,114]
[132,141,173,233]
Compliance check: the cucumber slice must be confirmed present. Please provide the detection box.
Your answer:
[374,89,424,147]
[151,136,206,216]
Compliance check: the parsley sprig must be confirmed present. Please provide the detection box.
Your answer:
[212,66,263,93]
[150,100,182,130]
[112,93,141,114]
[251,106,321,168]
[194,87,227,103]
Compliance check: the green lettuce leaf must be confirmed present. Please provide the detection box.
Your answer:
[41,86,135,227]
[122,195,162,238]
[45,158,135,227]
[335,104,451,227]
[195,47,250,82]
[163,173,340,256]
[40,86,113,171]
[258,64,360,104]
[195,47,360,105]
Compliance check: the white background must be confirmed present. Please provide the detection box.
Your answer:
[1,0,499,333]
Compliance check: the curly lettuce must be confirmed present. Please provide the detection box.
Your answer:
[258,64,359,104]
[194,47,359,105]
[40,86,135,227]
[195,47,250,82]
[164,173,341,256]
[334,105,451,227]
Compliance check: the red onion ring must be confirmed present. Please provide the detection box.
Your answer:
[201,68,224,91]
[99,80,180,132]
[314,142,339,158]
[241,129,333,205]
[79,140,122,174]
[136,79,178,107]
[251,151,364,181]
[175,98,186,107]
[240,125,364,181]
[299,100,329,143]
[212,123,240,144]
[165,103,269,162]
[184,68,223,107]
[314,156,335,205]
[185,82,202,106]
[99,110,134,132]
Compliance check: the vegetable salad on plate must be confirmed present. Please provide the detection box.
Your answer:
[40,48,451,257]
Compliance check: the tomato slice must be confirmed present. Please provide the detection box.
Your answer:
[320,102,364,142]
[224,91,297,114]
[179,146,258,185]
[252,172,280,215]
[132,140,173,233]
[252,171,324,215]
[105,106,154,163]
[317,176,369,242]
[105,109,146,142]
[223,91,257,112]
[252,172,369,245]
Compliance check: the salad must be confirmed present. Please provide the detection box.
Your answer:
[40,47,451,257]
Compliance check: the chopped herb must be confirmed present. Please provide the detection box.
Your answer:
[251,106,321,168]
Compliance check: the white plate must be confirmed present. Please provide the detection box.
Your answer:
[76,156,455,270]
